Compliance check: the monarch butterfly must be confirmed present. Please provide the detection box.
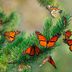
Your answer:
[39,56,56,69]
[64,39,72,51]
[35,31,60,48]
[46,5,62,17]
[4,31,20,42]
[22,44,41,56]
[63,30,72,40]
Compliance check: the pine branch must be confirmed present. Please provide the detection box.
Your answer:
[2,12,20,32]
[37,0,55,6]
[51,14,71,36]
[43,18,52,39]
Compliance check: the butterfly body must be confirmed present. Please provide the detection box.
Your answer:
[23,44,41,56]
[35,31,60,48]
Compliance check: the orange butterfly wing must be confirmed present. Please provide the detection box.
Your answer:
[35,31,46,41]
[35,46,41,55]
[9,31,16,37]
[25,47,31,54]
[9,36,15,42]
[40,41,47,47]
[47,41,55,48]
[25,45,41,56]
[4,31,20,42]
[35,31,47,47]
[9,32,16,41]
[50,35,59,42]
[4,31,15,42]
[65,30,71,39]
[66,39,72,52]
[25,46,35,56]
[30,48,35,56]
[66,39,72,46]
[47,34,60,48]
[69,45,72,51]
[48,56,56,69]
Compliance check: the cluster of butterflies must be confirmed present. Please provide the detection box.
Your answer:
[22,30,72,69]
[23,31,61,56]
[22,31,61,69]
[46,5,62,18]
[0,4,70,71]
[2,30,60,68]
[3,30,72,69]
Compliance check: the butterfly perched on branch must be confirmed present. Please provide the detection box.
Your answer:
[39,56,56,69]
[4,31,20,42]
[63,30,72,40]
[46,5,62,18]
[22,44,41,56]
[64,39,72,52]
[35,31,61,48]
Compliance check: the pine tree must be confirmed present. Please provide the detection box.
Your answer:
[0,10,20,71]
